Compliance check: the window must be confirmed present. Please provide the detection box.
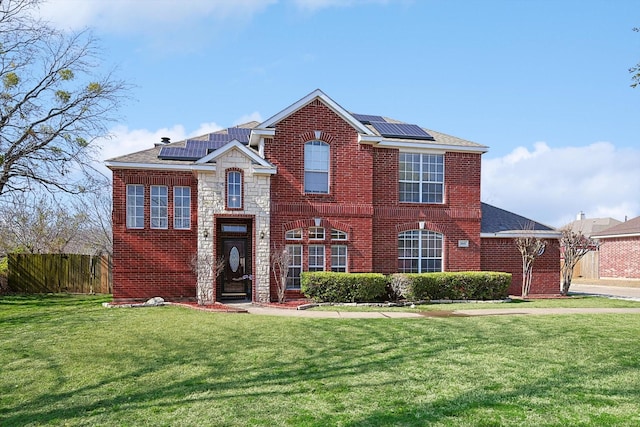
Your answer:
[331,229,347,240]
[286,245,302,289]
[150,186,168,229]
[174,186,191,229]
[308,245,325,272]
[126,185,144,229]
[331,245,348,272]
[309,227,325,240]
[304,140,329,193]
[222,224,247,233]
[285,229,302,240]
[227,171,242,209]
[398,230,443,273]
[399,153,444,203]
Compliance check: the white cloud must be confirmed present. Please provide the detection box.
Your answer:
[37,0,276,33]
[233,112,263,126]
[482,142,640,228]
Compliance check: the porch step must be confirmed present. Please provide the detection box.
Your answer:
[221,292,248,300]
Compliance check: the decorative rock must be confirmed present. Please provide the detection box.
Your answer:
[144,296,165,306]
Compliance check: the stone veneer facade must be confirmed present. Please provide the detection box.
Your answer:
[197,147,272,304]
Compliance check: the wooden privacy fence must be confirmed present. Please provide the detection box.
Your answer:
[8,254,112,294]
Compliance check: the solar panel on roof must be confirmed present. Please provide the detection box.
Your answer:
[158,146,207,161]
[352,113,385,124]
[228,127,251,143]
[185,139,227,151]
[370,122,435,141]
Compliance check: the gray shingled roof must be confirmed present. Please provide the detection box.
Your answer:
[107,106,486,166]
[592,216,640,238]
[563,217,622,237]
[481,203,555,234]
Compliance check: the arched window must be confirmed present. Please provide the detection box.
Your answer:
[227,170,242,209]
[398,230,443,273]
[304,140,329,193]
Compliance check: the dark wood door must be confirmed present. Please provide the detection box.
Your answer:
[222,239,246,294]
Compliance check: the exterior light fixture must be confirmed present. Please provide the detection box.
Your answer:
[260,230,265,239]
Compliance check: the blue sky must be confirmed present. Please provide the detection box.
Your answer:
[39,0,640,227]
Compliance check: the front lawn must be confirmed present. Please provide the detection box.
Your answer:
[2,294,640,426]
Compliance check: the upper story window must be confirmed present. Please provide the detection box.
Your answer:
[304,140,329,194]
[285,228,303,240]
[126,184,144,229]
[309,227,325,240]
[150,185,168,229]
[174,186,191,230]
[399,153,444,204]
[227,170,242,209]
[331,229,348,240]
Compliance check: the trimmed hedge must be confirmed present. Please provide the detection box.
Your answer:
[404,271,511,301]
[301,271,511,303]
[301,272,387,302]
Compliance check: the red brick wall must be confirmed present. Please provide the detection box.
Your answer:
[112,169,198,302]
[599,237,640,279]
[372,150,482,273]
[481,238,561,295]
[264,99,484,300]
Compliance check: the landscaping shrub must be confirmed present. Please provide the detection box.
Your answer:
[388,273,411,301]
[405,271,511,301]
[301,272,387,302]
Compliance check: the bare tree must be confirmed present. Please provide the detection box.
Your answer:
[270,245,289,304]
[0,0,129,196]
[0,193,90,254]
[190,252,224,305]
[631,27,640,88]
[560,227,599,296]
[515,225,547,298]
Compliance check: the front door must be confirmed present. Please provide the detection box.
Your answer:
[222,239,248,297]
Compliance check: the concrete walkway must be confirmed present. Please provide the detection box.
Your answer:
[225,302,640,318]
[570,283,640,301]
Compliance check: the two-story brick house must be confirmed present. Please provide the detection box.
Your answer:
[107,89,559,303]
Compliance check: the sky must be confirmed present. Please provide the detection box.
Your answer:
[37,0,640,228]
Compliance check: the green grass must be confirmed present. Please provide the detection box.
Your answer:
[2,294,640,426]
[310,295,640,312]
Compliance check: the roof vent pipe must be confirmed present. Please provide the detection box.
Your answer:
[155,137,171,147]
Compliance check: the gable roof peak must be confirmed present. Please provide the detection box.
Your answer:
[256,89,374,136]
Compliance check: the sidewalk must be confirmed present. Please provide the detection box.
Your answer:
[226,302,640,318]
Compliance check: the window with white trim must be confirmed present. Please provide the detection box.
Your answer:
[308,245,325,272]
[150,185,168,229]
[126,184,144,229]
[399,153,444,203]
[331,229,348,240]
[398,230,443,273]
[174,186,191,229]
[285,228,302,240]
[304,140,329,193]
[286,244,302,289]
[227,171,242,209]
[331,245,347,272]
[309,227,325,240]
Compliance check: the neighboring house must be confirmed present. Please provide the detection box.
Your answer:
[106,89,560,303]
[561,213,621,279]
[591,216,640,280]
[480,203,561,295]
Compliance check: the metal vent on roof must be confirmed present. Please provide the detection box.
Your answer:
[370,122,435,141]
